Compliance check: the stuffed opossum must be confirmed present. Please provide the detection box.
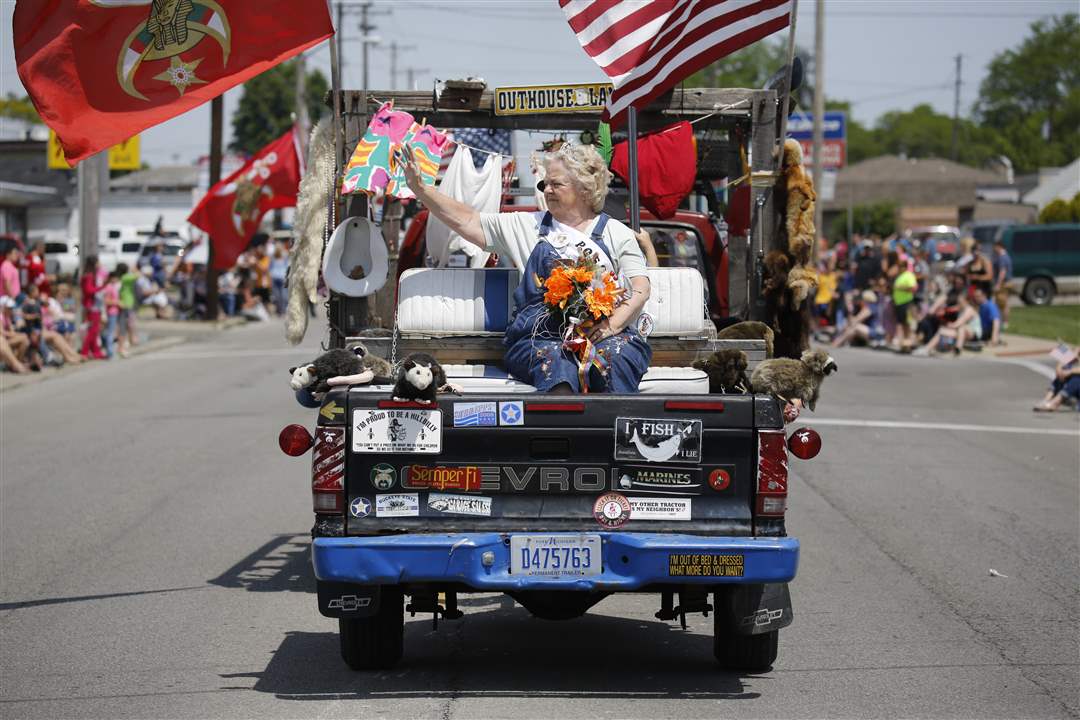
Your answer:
[716,320,775,359]
[693,348,750,394]
[392,352,446,404]
[286,119,334,345]
[343,341,394,383]
[290,348,366,394]
[750,349,838,411]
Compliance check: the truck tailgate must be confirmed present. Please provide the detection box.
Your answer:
[340,392,772,536]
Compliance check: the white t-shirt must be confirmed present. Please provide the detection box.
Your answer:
[478,211,649,279]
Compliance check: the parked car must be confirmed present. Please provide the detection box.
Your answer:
[961,219,1017,250]
[909,225,961,262]
[1000,223,1080,305]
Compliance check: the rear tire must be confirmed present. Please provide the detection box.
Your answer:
[714,611,778,672]
[339,586,404,670]
[1022,277,1055,306]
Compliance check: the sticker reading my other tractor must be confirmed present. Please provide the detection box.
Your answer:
[668,553,745,577]
[352,409,441,454]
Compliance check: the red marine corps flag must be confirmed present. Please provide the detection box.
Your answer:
[561,0,793,127]
[188,127,302,271]
[13,1,333,164]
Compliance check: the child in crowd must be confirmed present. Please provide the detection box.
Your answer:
[118,263,140,356]
[101,271,121,358]
[80,256,106,360]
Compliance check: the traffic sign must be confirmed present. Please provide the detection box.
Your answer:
[48,130,140,170]
[797,139,846,170]
[786,111,846,141]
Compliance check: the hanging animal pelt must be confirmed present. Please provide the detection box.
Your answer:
[286,118,334,345]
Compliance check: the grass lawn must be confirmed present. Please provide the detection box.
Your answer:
[1008,304,1080,345]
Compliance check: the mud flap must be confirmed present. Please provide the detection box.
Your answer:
[317,581,381,618]
[715,582,793,636]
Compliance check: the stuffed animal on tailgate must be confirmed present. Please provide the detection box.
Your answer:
[693,348,750,393]
[750,349,838,411]
[392,352,446,404]
[290,348,370,394]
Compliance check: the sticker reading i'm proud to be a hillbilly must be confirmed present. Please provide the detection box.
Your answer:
[352,409,441,454]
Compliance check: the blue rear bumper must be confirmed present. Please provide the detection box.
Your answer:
[312,533,799,591]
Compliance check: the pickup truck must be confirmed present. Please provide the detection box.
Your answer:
[280,264,819,672]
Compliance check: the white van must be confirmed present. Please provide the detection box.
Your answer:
[42,226,161,277]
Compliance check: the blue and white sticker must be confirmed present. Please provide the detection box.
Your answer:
[453,401,498,427]
[349,497,372,518]
[499,401,524,426]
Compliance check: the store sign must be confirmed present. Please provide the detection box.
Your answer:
[48,130,140,170]
[797,139,846,170]
[787,111,846,169]
[494,83,614,116]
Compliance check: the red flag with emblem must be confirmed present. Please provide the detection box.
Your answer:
[14,0,333,165]
[188,127,301,271]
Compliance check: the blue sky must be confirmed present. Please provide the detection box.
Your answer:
[2,0,1075,166]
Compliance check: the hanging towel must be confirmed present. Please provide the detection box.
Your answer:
[425,145,503,267]
[341,101,449,198]
[610,120,697,219]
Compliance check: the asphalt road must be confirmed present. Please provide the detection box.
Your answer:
[1,321,1077,719]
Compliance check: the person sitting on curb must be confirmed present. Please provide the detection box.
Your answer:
[1035,346,1080,412]
[913,291,980,356]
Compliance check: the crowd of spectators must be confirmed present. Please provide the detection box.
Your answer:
[0,234,291,375]
[813,233,1011,356]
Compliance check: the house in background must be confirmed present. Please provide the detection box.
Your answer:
[822,155,1036,234]
[1022,157,1080,211]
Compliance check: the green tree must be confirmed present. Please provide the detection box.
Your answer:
[873,104,1001,166]
[974,13,1080,173]
[1038,193,1080,223]
[0,93,41,123]
[230,60,328,156]
[829,201,897,242]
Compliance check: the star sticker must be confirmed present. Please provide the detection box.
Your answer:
[500,403,522,424]
[350,497,371,518]
[153,56,206,96]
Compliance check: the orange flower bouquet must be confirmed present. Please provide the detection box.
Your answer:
[537,252,626,391]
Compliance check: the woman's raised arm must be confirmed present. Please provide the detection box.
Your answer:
[400,146,486,248]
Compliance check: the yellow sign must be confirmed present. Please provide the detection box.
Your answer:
[320,400,344,421]
[47,130,140,170]
[493,83,614,116]
[668,553,745,578]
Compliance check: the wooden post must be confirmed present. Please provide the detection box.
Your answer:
[627,106,640,232]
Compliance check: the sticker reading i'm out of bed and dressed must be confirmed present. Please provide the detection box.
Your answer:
[668,553,745,577]
[614,418,702,464]
[352,409,441,454]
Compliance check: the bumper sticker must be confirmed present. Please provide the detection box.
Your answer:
[375,493,420,517]
[668,553,745,577]
[370,463,397,490]
[708,467,733,492]
[499,401,524,426]
[352,408,442,454]
[627,497,691,521]
[593,492,631,528]
[614,417,702,464]
[615,466,702,494]
[349,496,372,518]
[453,401,497,427]
[427,493,492,516]
[402,465,482,491]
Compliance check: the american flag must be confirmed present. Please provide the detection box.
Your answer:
[561,0,793,127]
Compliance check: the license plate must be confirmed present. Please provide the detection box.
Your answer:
[509,534,601,577]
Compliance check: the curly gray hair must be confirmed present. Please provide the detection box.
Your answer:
[545,143,612,213]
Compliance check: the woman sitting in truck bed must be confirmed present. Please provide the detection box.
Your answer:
[402,143,652,393]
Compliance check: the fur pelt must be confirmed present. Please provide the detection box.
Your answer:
[787,265,819,310]
[762,254,812,359]
[285,119,334,345]
[346,340,394,382]
[716,320,775,359]
[782,138,816,267]
[693,348,750,394]
[750,349,838,411]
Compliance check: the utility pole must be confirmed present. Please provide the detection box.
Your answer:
[387,41,417,90]
[811,0,824,258]
[77,150,104,324]
[951,54,962,161]
[358,1,388,94]
[405,66,430,91]
[204,95,222,321]
[294,52,309,156]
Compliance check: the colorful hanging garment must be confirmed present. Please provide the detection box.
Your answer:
[341,101,448,199]
[610,121,697,219]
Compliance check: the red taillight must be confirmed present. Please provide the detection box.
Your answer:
[278,424,313,456]
[788,427,822,460]
[756,430,788,517]
[665,400,725,411]
[311,427,345,513]
[525,402,585,412]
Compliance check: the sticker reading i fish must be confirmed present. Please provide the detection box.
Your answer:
[614,417,702,464]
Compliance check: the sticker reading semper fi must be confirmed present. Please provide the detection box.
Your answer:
[352,409,441,454]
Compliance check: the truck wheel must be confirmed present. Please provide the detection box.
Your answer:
[339,586,404,670]
[713,612,778,672]
[1022,277,1055,306]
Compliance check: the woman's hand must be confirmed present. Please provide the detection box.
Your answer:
[587,317,623,343]
[399,144,423,196]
